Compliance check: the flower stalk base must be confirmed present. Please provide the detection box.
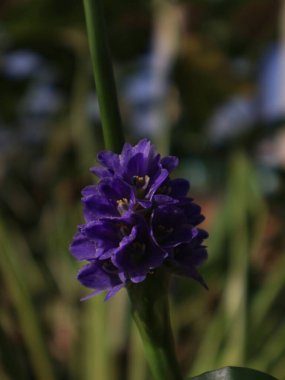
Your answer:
[127,269,183,380]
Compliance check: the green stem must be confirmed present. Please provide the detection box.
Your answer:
[83,0,125,152]
[127,269,183,380]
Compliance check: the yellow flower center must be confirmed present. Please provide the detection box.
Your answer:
[117,198,129,215]
[132,175,150,190]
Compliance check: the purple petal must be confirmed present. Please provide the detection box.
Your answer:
[153,194,178,205]
[111,226,138,265]
[164,225,194,248]
[167,231,208,288]
[130,139,154,159]
[161,156,179,172]
[83,195,118,221]
[151,205,198,248]
[81,289,105,301]
[130,273,147,283]
[114,230,165,283]
[97,150,120,172]
[172,232,208,269]
[135,138,151,153]
[120,142,133,163]
[180,200,205,226]
[126,153,145,177]
[147,168,169,198]
[169,178,190,197]
[81,185,99,197]
[120,139,160,180]
[138,200,152,208]
[78,261,121,290]
[104,284,124,301]
[84,220,122,250]
[90,166,111,178]
[98,177,134,203]
[70,232,98,260]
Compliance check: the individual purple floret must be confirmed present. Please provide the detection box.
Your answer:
[70,139,208,300]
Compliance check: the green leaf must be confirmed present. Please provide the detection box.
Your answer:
[188,367,277,380]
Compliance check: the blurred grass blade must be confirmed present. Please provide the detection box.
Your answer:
[206,195,230,264]
[250,255,285,331]
[189,308,228,376]
[248,316,285,377]
[68,46,99,172]
[82,294,110,380]
[41,206,80,300]
[220,152,250,365]
[127,320,148,380]
[189,152,250,375]
[0,219,55,380]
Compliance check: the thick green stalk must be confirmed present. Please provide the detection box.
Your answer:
[127,269,183,380]
[83,0,125,152]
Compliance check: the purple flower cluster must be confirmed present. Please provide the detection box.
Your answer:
[70,139,208,300]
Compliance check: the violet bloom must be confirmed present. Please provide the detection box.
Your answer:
[70,139,208,300]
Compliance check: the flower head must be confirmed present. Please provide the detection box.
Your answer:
[70,139,208,300]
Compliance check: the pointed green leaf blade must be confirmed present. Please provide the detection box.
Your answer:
[188,367,277,380]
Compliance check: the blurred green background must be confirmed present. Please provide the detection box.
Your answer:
[0,0,285,379]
